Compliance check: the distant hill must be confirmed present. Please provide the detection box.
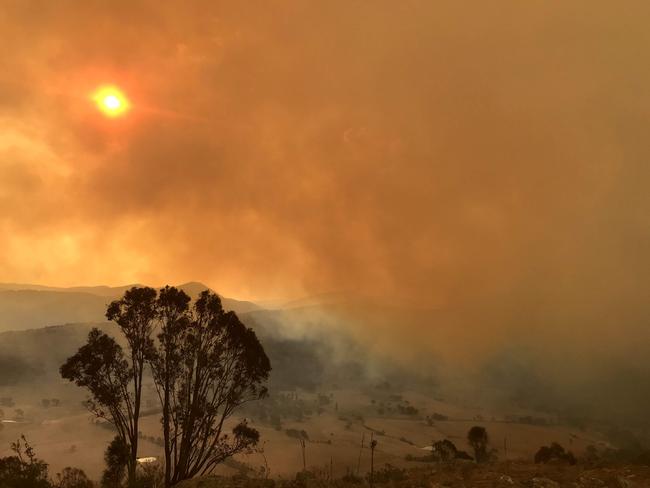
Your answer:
[0,282,143,297]
[0,290,110,331]
[0,282,353,391]
[0,282,430,391]
[0,317,344,391]
[0,322,115,385]
[0,282,260,332]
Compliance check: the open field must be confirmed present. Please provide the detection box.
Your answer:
[0,384,609,481]
[177,462,650,488]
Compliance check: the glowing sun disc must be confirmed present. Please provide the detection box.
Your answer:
[92,85,131,118]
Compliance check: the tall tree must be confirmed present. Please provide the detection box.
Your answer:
[149,286,191,486]
[61,287,158,486]
[105,287,158,483]
[150,289,271,486]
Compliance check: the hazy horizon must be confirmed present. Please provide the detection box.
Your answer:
[1,2,650,485]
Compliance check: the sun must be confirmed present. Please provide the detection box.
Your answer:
[91,85,131,118]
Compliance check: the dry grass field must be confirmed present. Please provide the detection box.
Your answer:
[0,385,611,482]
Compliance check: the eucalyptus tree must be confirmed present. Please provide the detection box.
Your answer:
[61,287,157,486]
[150,289,271,486]
[62,285,270,488]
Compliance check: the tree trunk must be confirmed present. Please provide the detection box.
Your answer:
[163,358,172,487]
[127,455,137,487]
[129,360,143,486]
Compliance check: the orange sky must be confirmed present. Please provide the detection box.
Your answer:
[1,0,649,314]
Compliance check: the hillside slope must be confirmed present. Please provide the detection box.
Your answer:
[0,282,260,332]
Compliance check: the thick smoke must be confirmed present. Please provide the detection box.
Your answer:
[1,1,650,427]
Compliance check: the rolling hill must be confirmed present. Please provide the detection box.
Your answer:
[0,282,260,332]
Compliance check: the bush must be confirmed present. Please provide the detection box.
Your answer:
[581,444,650,466]
[426,412,449,425]
[431,439,473,462]
[432,439,458,462]
[0,436,51,488]
[341,470,363,484]
[56,467,93,488]
[285,429,309,441]
[534,442,576,465]
[368,464,406,483]
[397,404,419,416]
[101,436,129,488]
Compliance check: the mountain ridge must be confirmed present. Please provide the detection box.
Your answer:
[0,282,260,332]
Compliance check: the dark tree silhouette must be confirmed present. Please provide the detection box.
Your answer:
[467,426,489,463]
[101,436,130,488]
[0,436,50,488]
[534,442,576,465]
[61,287,157,486]
[60,328,136,482]
[55,467,93,488]
[149,289,271,486]
[105,286,158,484]
[149,286,191,487]
[431,439,472,462]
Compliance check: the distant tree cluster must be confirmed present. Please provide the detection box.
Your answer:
[60,286,271,487]
[0,398,14,407]
[425,412,449,425]
[505,414,549,426]
[396,404,419,416]
[41,399,60,409]
[245,391,316,429]
[285,429,309,441]
[371,397,420,417]
[0,356,44,386]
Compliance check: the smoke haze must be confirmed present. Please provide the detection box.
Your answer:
[1,1,650,427]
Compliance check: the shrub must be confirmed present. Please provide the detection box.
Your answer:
[285,429,309,441]
[56,467,93,488]
[0,436,51,488]
[101,436,129,488]
[534,442,576,465]
[431,439,473,462]
[467,426,490,463]
[397,404,419,416]
[368,464,406,483]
